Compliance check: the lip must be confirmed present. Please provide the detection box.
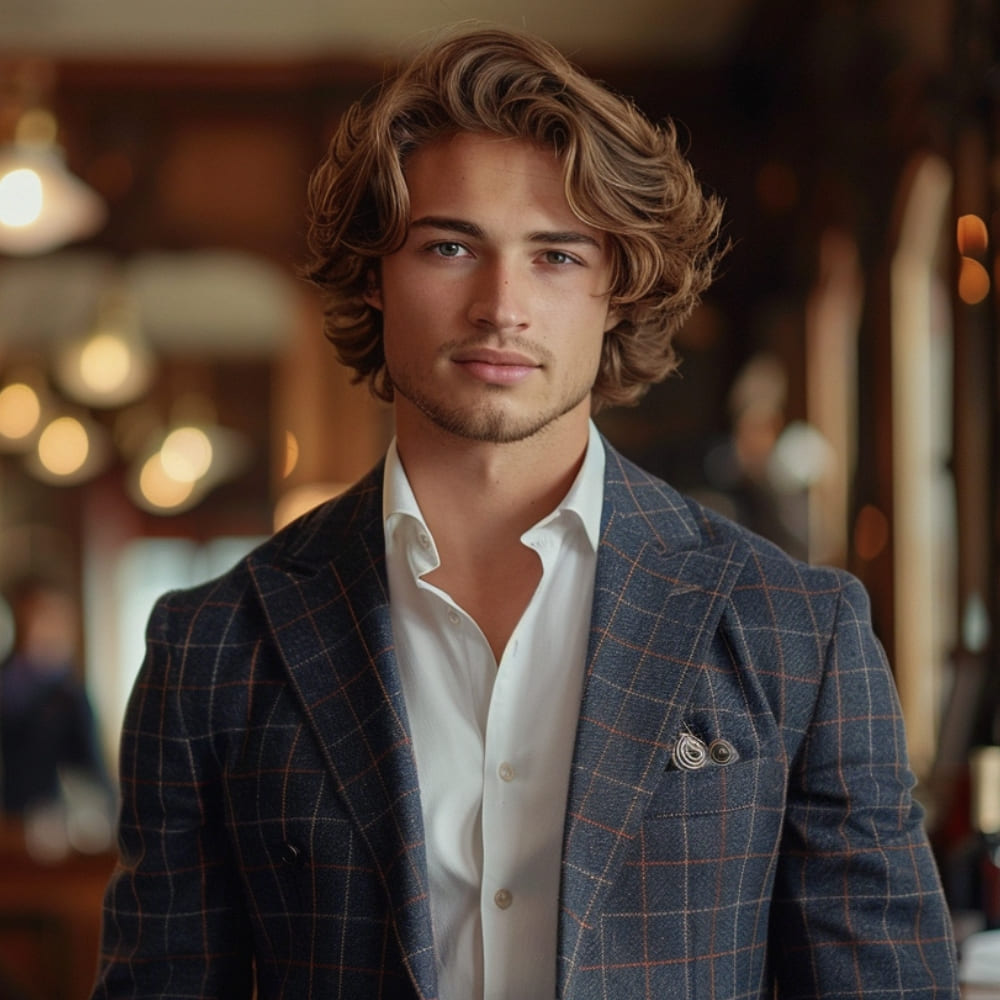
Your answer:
[451,347,540,385]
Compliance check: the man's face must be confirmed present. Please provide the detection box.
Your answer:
[366,131,616,446]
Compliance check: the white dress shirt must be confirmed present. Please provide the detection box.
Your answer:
[383,423,605,1000]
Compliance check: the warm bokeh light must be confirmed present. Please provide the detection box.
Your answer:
[55,301,155,409]
[957,213,989,256]
[0,167,43,227]
[282,429,299,478]
[37,415,89,476]
[138,452,195,509]
[0,147,106,255]
[853,503,890,562]
[0,382,42,440]
[273,482,348,530]
[160,426,213,482]
[958,255,991,305]
[78,332,133,395]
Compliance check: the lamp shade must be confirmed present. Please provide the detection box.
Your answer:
[0,145,106,256]
[54,292,156,408]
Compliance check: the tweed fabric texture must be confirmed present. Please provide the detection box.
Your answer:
[91,442,958,999]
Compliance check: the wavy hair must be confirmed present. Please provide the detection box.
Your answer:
[303,25,726,410]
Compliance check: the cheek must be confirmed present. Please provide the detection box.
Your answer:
[587,335,607,378]
[574,302,614,363]
[558,280,614,327]
[381,272,450,321]
[380,294,441,369]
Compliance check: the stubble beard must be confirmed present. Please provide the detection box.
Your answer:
[388,366,593,445]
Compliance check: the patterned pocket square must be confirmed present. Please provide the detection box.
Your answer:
[668,731,738,771]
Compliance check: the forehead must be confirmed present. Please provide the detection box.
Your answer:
[403,132,564,202]
[401,131,604,239]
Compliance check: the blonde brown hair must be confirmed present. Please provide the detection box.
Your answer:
[303,25,726,410]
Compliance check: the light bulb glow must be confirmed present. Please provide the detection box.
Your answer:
[0,149,106,255]
[0,383,41,439]
[37,416,89,476]
[282,430,299,478]
[160,426,213,482]
[79,332,133,395]
[139,452,195,509]
[0,168,44,227]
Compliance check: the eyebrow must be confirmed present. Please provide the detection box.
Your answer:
[410,216,602,250]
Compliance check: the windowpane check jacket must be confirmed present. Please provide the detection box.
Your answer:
[92,440,959,999]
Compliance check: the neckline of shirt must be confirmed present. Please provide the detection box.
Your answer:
[383,421,606,562]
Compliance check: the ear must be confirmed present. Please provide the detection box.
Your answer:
[363,269,383,311]
[603,306,622,333]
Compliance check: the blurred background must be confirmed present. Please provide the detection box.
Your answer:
[0,0,997,995]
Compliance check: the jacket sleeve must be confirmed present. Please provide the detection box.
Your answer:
[769,571,959,998]
[90,591,255,999]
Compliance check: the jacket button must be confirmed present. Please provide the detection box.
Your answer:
[279,842,303,866]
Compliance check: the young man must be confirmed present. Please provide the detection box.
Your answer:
[92,26,959,1000]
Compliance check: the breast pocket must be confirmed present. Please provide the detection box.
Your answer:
[649,751,784,813]
[598,754,788,976]
[641,754,787,872]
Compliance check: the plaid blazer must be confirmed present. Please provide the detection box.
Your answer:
[92,441,958,999]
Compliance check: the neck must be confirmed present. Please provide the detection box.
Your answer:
[394,411,591,546]
[392,409,593,663]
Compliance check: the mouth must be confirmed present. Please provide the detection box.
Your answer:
[451,347,540,385]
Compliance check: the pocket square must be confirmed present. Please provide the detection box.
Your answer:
[668,731,738,771]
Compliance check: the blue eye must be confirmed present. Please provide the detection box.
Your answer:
[543,250,579,265]
[434,242,464,257]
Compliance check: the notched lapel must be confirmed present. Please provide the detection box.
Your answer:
[247,476,438,1000]
[558,450,749,993]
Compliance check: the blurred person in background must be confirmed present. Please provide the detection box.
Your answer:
[0,576,113,857]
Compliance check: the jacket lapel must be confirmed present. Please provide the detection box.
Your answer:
[248,468,437,1000]
[242,444,746,1000]
[558,446,748,995]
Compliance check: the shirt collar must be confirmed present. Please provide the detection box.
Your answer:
[528,420,605,552]
[383,421,606,554]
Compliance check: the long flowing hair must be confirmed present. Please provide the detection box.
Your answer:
[303,26,727,410]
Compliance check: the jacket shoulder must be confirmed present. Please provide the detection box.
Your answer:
[151,464,385,623]
[607,443,855,600]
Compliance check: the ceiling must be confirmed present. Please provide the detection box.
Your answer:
[0,0,756,64]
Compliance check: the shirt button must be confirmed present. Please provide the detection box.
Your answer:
[418,531,431,548]
[498,762,515,782]
[447,609,461,625]
[494,889,513,910]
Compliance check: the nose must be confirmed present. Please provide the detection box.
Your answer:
[467,258,528,332]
